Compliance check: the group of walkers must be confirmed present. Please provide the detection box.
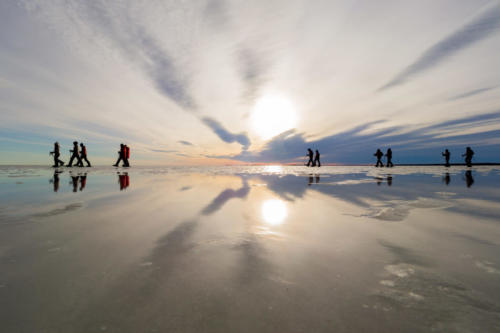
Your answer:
[50,142,131,167]
[50,141,91,167]
[373,147,475,167]
[306,148,321,167]
[374,148,393,167]
[113,144,131,167]
[442,147,475,167]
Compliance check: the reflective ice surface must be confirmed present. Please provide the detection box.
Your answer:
[1,166,500,332]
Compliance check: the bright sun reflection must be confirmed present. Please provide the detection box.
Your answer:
[261,199,287,226]
[251,95,297,139]
[263,165,283,173]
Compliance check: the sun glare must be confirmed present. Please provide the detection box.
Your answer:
[261,199,288,226]
[251,95,297,139]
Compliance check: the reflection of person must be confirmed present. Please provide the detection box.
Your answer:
[465,170,474,188]
[79,173,87,191]
[50,142,64,167]
[315,174,320,183]
[442,149,450,167]
[386,148,393,167]
[308,175,314,186]
[387,176,392,186]
[376,177,383,185]
[443,173,450,185]
[70,173,79,192]
[118,172,130,190]
[306,148,314,167]
[68,141,83,167]
[314,150,321,167]
[50,170,62,192]
[462,147,474,167]
[374,149,383,167]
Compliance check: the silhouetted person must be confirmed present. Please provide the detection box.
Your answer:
[374,149,384,167]
[79,143,91,167]
[464,170,474,188]
[50,170,62,192]
[306,148,314,167]
[462,147,474,167]
[386,148,393,167]
[387,175,393,186]
[123,145,130,167]
[67,141,83,167]
[70,174,79,192]
[50,142,64,167]
[114,144,126,167]
[313,150,321,167]
[79,173,87,191]
[118,172,130,190]
[442,149,450,167]
[443,172,450,185]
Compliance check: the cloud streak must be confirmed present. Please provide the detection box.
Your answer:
[202,117,250,150]
[379,2,500,91]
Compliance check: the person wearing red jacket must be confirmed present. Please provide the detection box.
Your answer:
[79,143,91,167]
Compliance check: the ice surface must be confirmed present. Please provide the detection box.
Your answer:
[0,165,499,332]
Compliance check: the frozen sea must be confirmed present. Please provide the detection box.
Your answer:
[0,165,500,332]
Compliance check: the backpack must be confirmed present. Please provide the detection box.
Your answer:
[82,146,87,156]
[126,146,130,159]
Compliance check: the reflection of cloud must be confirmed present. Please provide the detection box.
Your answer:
[32,203,83,218]
[201,178,250,215]
[379,3,500,91]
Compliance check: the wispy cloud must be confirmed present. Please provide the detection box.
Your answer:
[151,149,178,153]
[208,111,500,164]
[448,86,497,101]
[379,2,500,91]
[202,117,250,150]
[177,140,193,146]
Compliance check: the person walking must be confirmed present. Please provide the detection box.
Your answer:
[123,144,130,167]
[114,144,126,167]
[386,148,393,167]
[314,149,321,167]
[306,148,314,167]
[67,141,83,167]
[49,142,64,167]
[462,147,474,167]
[442,149,451,167]
[374,149,384,167]
[79,143,92,167]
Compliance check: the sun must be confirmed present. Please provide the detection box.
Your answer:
[251,95,297,139]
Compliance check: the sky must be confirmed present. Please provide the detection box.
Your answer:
[1,0,500,165]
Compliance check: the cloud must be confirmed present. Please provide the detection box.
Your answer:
[177,140,193,146]
[208,111,500,164]
[151,149,178,153]
[379,2,500,91]
[448,86,497,101]
[201,117,250,150]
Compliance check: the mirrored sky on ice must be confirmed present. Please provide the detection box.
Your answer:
[1,166,500,331]
[1,1,500,164]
